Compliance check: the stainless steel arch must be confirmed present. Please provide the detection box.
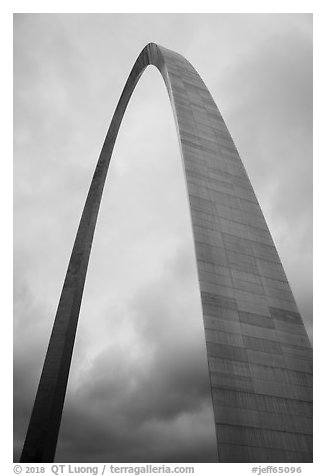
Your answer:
[20,43,312,463]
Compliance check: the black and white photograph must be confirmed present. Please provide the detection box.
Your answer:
[13,12,313,466]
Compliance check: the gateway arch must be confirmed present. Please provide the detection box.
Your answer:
[20,43,312,463]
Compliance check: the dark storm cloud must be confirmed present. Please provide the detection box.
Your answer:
[58,401,216,463]
[13,249,217,463]
[56,256,217,462]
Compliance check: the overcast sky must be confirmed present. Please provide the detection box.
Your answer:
[13,13,312,463]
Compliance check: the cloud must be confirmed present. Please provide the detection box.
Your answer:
[55,247,217,462]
